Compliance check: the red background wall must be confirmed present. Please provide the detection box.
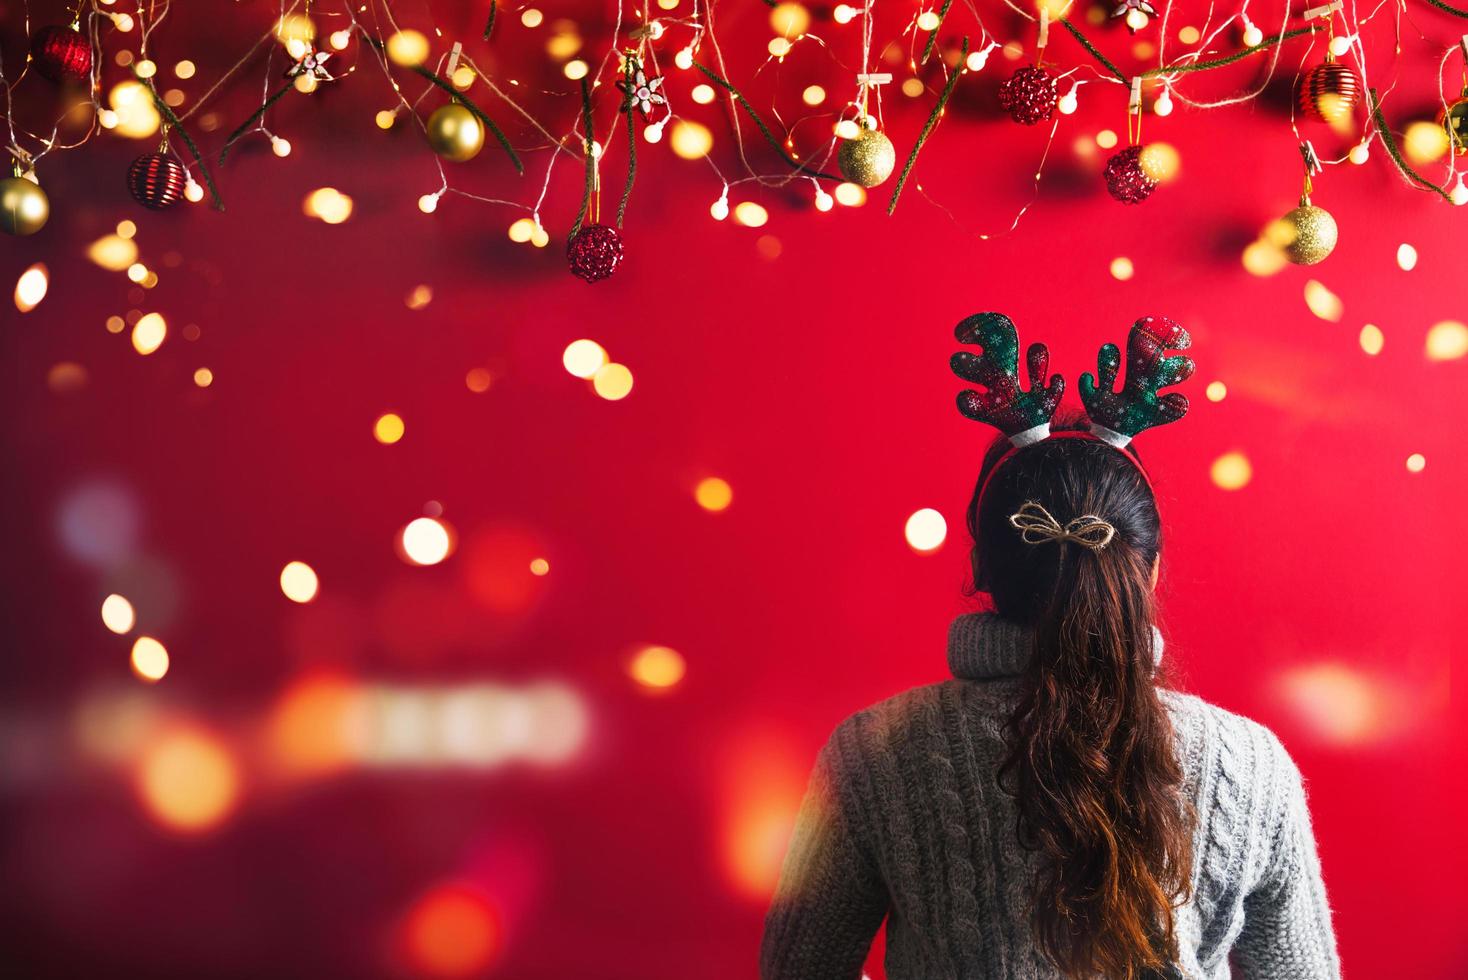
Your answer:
[2,1,1465,977]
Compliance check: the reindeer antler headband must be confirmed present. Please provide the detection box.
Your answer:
[953,312,1195,502]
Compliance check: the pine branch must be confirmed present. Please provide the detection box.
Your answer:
[483,0,497,40]
[889,36,969,216]
[618,105,636,227]
[920,0,956,66]
[138,72,224,210]
[692,61,838,181]
[1140,25,1320,77]
[571,78,595,240]
[1422,0,1468,17]
[220,79,293,163]
[406,63,523,174]
[1062,21,1126,83]
[1368,87,1453,201]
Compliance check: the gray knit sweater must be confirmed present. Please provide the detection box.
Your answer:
[760,614,1340,979]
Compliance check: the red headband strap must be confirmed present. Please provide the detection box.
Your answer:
[975,430,1155,506]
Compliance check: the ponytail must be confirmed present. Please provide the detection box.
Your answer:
[971,425,1194,979]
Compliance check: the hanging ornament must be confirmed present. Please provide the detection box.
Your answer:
[1279,197,1338,265]
[838,122,896,188]
[286,47,334,94]
[1104,145,1158,204]
[1442,85,1468,156]
[567,224,624,283]
[1110,0,1158,34]
[998,66,1058,125]
[128,151,186,210]
[1296,55,1361,126]
[1,170,50,236]
[30,23,92,85]
[426,103,485,163]
[616,54,666,118]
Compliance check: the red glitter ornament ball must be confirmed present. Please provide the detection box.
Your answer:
[1296,59,1361,125]
[30,24,93,84]
[1103,146,1158,204]
[567,224,624,283]
[997,65,1058,126]
[127,153,187,210]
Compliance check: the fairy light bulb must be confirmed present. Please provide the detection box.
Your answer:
[1154,89,1173,117]
[112,12,134,31]
[1242,18,1263,47]
[1452,175,1468,207]
[271,135,292,157]
[183,179,203,203]
[1058,85,1079,115]
[833,4,857,25]
[644,120,664,143]
[1329,35,1352,58]
[674,47,694,70]
[710,194,730,220]
[814,188,834,211]
[418,192,440,213]
[1125,8,1149,30]
[1348,140,1370,165]
[644,21,665,41]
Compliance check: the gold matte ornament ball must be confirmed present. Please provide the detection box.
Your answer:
[1,175,49,236]
[426,103,484,163]
[838,126,896,188]
[1279,200,1338,266]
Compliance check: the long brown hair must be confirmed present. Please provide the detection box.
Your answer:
[969,420,1194,979]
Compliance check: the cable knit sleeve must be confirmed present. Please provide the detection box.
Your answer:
[759,730,889,980]
[1232,735,1341,979]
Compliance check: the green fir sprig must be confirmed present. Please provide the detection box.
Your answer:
[137,71,224,209]
[1367,88,1453,202]
[220,79,293,162]
[920,0,956,66]
[888,37,969,216]
[692,61,838,180]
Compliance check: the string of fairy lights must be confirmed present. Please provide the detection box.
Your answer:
[1,0,1466,279]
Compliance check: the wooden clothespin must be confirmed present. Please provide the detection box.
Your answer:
[1303,1,1343,20]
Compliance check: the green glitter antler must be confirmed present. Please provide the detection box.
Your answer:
[951,312,1065,446]
[1079,315,1195,446]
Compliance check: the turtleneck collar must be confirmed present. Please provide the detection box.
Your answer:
[947,612,1166,681]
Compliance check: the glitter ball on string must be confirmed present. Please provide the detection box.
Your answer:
[1,175,50,236]
[1103,146,1158,204]
[30,24,92,84]
[1443,88,1468,156]
[1279,199,1338,265]
[837,125,896,187]
[567,224,625,283]
[997,65,1058,126]
[1296,58,1360,125]
[127,153,187,210]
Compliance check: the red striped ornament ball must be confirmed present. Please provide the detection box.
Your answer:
[127,153,187,210]
[1296,59,1361,125]
[30,25,92,84]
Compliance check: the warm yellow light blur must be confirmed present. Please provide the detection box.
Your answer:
[529,557,550,576]
[136,728,240,833]
[131,636,170,682]
[592,363,634,401]
[629,645,687,690]
[1402,121,1449,165]
[405,285,432,310]
[1109,256,1134,281]
[1138,142,1179,182]
[1205,381,1227,402]
[88,234,139,271]
[1395,243,1417,271]
[770,2,811,36]
[1178,25,1201,44]
[1405,453,1426,473]
[670,120,713,159]
[508,217,537,243]
[1096,129,1119,149]
[1358,324,1384,356]
[695,477,734,512]
[14,263,48,312]
[466,368,494,392]
[733,202,769,227]
[303,187,353,224]
[108,80,162,139]
[1303,280,1343,322]
[401,517,453,566]
[174,59,196,79]
[802,85,825,106]
[521,8,544,27]
[904,508,947,552]
[563,59,589,81]
[1241,238,1287,277]
[834,182,867,207]
[374,412,406,444]
[193,367,214,387]
[1425,321,1468,361]
[768,37,794,58]
[102,594,136,634]
[132,312,167,355]
[563,339,609,378]
[1210,452,1252,491]
[451,65,475,89]
[280,561,320,603]
[386,29,430,66]
[691,83,715,105]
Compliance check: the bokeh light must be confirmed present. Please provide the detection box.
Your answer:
[265,672,362,776]
[400,883,502,978]
[101,593,136,634]
[1276,663,1390,745]
[131,636,170,682]
[280,561,320,603]
[1405,453,1426,473]
[1424,321,1468,361]
[386,29,430,66]
[1210,451,1252,490]
[629,645,687,690]
[592,363,634,401]
[769,2,811,35]
[401,517,454,566]
[136,727,241,833]
[87,234,139,271]
[904,508,947,552]
[303,187,354,224]
[1303,279,1343,322]
[14,263,48,313]
[131,312,167,355]
[1205,381,1227,402]
[694,477,733,511]
[562,339,608,378]
[1359,324,1384,355]
[670,120,713,159]
[1395,243,1418,271]
[107,80,162,138]
[1109,256,1134,281]
[374,412,406,444]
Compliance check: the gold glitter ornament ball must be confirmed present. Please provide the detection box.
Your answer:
[1,175,50,236]
[838,126,896,188]
[1279,199,1338,266]
[1444,89,1468,155]
[426,103,484,163]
